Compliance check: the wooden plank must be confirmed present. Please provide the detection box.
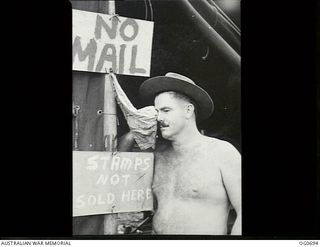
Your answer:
[73,151,154,217]
[72,9,154,76]
[71,0,115,235]
[102,0,118,236]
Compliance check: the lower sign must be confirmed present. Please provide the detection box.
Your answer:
[73,151,154,217]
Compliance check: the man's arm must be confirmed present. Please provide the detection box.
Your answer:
[118,131,136,151]
[220,142,242,235]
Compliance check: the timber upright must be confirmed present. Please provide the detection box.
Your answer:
[72,0,155,235]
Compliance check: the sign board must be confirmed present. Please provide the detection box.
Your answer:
[73,151,154,217]
[72,9,154,77]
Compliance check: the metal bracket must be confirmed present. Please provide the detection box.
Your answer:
[105,68,114,74]
[73,104,81,151]
[109,14,121,23]
[73,105,80,117]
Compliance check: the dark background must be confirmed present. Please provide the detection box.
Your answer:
[0,0,318,239]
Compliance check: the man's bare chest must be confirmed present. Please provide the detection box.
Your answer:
[153,151,227,202]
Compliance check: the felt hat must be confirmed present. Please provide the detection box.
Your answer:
[139,72,214,121]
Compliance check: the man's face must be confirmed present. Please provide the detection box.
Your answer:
[154,92,188,141]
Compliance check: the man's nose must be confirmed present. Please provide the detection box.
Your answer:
[157,112,163,122]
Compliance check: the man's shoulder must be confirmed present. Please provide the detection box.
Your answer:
[203,136,241,164]
[203,136,238,152]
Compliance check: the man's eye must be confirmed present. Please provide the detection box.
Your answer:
[163,109,170,113]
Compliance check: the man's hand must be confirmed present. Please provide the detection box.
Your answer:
[118,132,136,151]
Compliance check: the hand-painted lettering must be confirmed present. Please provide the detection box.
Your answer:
[94,14,119,40]
[73,10,153,76]
[73,36,97,71]
[129,45,146,74]
[119,18,139,41]
[73,151,154,216]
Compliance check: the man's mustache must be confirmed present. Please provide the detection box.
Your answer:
[159,122,169,128]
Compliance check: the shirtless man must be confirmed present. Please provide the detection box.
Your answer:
[120,72,241,235]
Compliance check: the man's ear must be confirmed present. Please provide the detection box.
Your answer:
[185,103,195,119]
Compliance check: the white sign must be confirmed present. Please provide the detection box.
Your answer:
[73,151,154,217]
[72,9,154,77]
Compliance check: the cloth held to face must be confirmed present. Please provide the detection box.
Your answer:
[110,73,157,150]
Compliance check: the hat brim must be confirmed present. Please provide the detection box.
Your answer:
[139,76,214,121]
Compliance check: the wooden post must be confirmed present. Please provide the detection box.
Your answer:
[103,0,118,235]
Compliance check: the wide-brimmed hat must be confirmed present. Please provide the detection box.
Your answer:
[139,72,214,121]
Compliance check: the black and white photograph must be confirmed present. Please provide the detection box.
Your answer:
[1,0,318,243]
[71,0,241,236]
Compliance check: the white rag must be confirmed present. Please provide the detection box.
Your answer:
[110,73,157,150]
